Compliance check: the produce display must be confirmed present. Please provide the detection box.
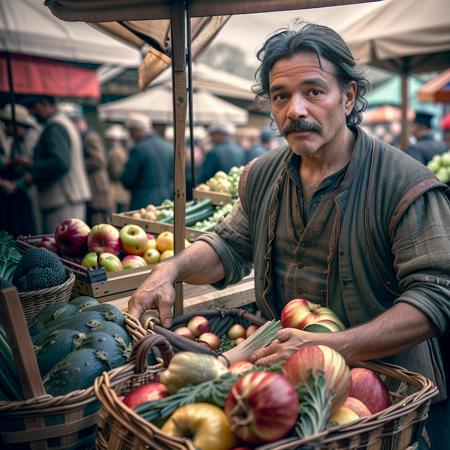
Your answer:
[32,218,181,271]
[427,150,450,183]
[28,296,133,396]
[126,198,234,233]
[119,342,392,450]
[196,166,244,196]
[0,231,22,283]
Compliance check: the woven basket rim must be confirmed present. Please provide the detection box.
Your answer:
[0,312,148,413]
[95,358,437,450]
[18,269,75,300]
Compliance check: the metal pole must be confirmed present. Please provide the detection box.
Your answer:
[186,14,196,196]
[170,0,187,316]
[5,52,20,157]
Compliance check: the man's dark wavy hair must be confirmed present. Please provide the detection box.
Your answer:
[253,20,370,127]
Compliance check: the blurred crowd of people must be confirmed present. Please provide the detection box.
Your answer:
[2,96,448,239]
[0,96,282,237]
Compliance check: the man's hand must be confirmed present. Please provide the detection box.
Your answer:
[127,267,176,327]
[249,328,321,365]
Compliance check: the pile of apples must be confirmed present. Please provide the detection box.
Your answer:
[37,218,188,272]
[173,315,259,351]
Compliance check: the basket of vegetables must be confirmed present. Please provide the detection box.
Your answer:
[143,307,278,364]
[0,292,151,450]
[94,333,437,450]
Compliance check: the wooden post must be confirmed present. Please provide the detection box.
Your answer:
[170,0,187,316]
[0,281,45,398]
[400,72,409,150]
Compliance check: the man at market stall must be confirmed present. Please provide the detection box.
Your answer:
[128,21,450,447]
[121,113,174,210]
[14,95,91,233]
[405,110,447,165]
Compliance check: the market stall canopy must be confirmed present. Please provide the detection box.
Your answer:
[417,70,450,104]
[363,105,415,124]
[99,86,249,125]
[0,0,140,66]
[339,0,450,74]
[0,54,99,98]
[153,62,254,100]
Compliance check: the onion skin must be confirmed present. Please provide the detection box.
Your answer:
[283,343,351,414]
[224,371,299,444]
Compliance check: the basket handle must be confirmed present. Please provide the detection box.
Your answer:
[129,334,174,372]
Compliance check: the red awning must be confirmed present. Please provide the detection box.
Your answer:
[0,53,100,99]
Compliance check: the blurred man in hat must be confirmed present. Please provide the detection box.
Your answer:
[104,125,130,212]
[16,95,91,234]
[201,122,245,182]
[0,104,41,236]
[121,113,174,209]
[405,111,447,165]
[62,103,114,226]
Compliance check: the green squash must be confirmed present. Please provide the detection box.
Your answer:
[79,332,130,368]
[28,301,72,335]
[69,295,100,310]
[36,329,86,376]
[82,304,125,327]
[44,348,111,396]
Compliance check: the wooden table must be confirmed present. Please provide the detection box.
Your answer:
[106,275,256,313]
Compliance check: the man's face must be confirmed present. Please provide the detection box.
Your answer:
[3,122,27,140]
[269,52,356,158]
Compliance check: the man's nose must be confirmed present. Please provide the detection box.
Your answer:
[286,94,308,120]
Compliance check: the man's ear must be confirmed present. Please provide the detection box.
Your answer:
[344,81,357,116]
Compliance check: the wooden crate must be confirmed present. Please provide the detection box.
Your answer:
[16,235,155,303]
[193,188,233,205]
[111,212,204,241]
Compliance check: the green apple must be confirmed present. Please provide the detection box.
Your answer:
[119,224,148,255]
[98,252,123,272]
[427,160,440,173]
[143,248,161,265]
[81,252,99,268]
[436,167,450,183]
[441,152,450,168]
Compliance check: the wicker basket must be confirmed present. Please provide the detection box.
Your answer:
[94,334,438,450]
[19,268,75,322]
[0,313,149,450]
[144,307,266,356]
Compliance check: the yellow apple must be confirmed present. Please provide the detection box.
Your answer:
[143,248,161,265]
[160,249,174,261]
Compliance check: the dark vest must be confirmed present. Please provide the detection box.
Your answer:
[240,127,449,400]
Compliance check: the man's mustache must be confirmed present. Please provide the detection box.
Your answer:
[282,120,322,136]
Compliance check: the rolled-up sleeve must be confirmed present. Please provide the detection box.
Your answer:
[392,188,450,335]
[196,199,254,289]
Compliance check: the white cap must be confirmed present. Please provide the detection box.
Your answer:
[104,124,129,140]
[125,113,152,133]
[208,122,236,136]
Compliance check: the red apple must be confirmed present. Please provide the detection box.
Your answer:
[280,298,345,333]
[81,251,99,268]
[229,361,255,376]
[245,325,259,338]
[122,382,169,409]
[98,252,123,272]
[235,337,246,345]
[35,236,57,253]
[227,324,246,340]
[88,224,121,255]
[187,315,211,337]
[343,396,371,417]
[174,326,195,340]
[349,367,391,414]
[283,344,351,414]
[121,255,147,270]
[120,224,148,255]
[54,218,90,256]
[198,332,221,350]
[143,248,161,265]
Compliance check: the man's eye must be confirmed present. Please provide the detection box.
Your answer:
[273,93,287,101]
[310,89,322,96]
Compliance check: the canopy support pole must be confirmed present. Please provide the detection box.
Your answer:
[5,52,20,156]
[170,0,187,316]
